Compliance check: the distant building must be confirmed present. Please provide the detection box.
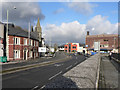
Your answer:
[86,31,120,53]
[64,43,79,53]
[58,45,64,51]
[78,46,87,54]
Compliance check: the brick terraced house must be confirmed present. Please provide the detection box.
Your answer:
[0,18,43,61]
[6,24,39,61]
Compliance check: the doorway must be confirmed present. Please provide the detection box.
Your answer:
[24,49,27,60]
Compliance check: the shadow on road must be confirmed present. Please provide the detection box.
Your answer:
[43,76,79,89]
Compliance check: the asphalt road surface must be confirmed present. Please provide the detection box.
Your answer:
[2,51,67,71]
[2,54,86,89]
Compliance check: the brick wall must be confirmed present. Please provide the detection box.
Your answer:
[86,34,120,50]
[8,35,39,61]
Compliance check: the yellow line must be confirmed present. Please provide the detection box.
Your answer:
[2,56,71,75]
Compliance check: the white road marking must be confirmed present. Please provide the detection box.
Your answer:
[54,63,63,67]
[32,85,39,90]
[49,71,62,80]
[41,85,45,89]
[66,65,72,70]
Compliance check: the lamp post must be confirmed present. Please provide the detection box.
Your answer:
[6,9,8,60]
[6,7,16,61]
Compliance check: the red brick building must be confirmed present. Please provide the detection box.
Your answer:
[86,31,120,52]
[64,43,78,53]
[7,24,39,61]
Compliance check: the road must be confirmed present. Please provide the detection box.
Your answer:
[2,54,87,89]
[2,51,67,71]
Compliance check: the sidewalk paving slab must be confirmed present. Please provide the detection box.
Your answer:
[99,56,119,89]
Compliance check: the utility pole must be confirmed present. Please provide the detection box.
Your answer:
[49,35,52,52]
[28,22,30,45]
[6,7,16,61]
[6,9,8,60]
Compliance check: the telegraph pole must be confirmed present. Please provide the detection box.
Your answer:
[6,9,8,60]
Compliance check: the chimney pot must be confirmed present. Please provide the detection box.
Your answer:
[87,31,89,35]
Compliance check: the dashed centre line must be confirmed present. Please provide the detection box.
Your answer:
[32,85,39,90]
[40,85,45,89]
[66,65,72,70]
[49,71,62,80]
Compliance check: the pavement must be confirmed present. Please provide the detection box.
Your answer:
[112,53,120,61]
[98,55,119,89]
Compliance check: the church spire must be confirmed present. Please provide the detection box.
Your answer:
[35,17,42,42]
[37,17,40,27]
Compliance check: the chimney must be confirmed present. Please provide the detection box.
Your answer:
[87,31,89,35]
[31,25,33,32]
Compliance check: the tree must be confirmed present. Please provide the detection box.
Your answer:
[54,43,58,52]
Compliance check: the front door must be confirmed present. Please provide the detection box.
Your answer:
[24,50,27,60]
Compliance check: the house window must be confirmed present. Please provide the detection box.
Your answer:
[29,40,33,46]
[36,41,38,46]
[24,38,27,45]
[31,40,33,46]
[14,37,20,45]
[104,39,108,41]
[34,41,36,46]
[29,51,32,58]
[72,50,76,52]
[29,40,31,45]
[36,52,38,57]
[104,44,108,47]
[72,46,76,49]
[14,50,20,59]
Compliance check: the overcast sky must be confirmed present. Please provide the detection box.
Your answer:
[1,1,118,45]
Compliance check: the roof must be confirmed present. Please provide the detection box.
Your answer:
[86,34,118,38]
[5,24,39,41]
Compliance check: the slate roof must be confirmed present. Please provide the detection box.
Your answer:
[6,24,39,41]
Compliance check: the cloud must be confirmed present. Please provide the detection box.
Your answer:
[2,2,45,29]
[43,15,118,44]
[43,21,86,44]
[53,8,64,14]
[66,2,97,15]
[86,15,118,35]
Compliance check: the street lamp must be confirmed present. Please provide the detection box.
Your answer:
[6,7,16,61]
